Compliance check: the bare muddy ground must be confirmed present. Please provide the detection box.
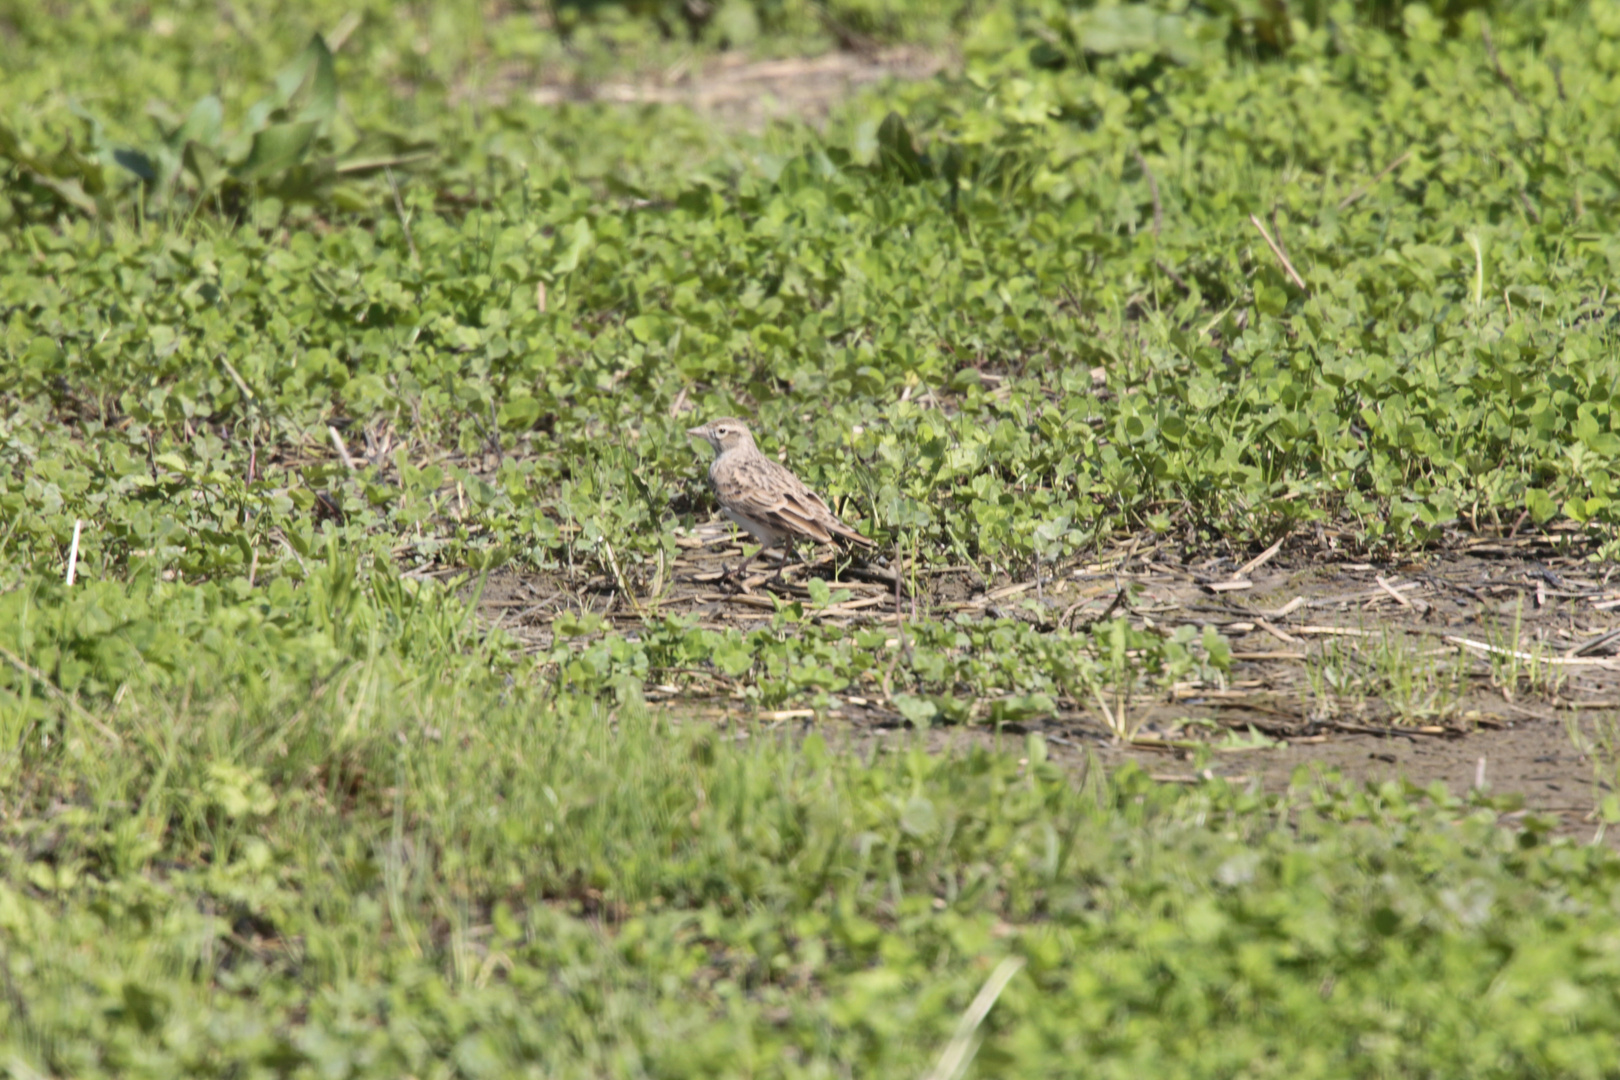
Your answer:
[498,47,948,132]
[472,522,1620,839]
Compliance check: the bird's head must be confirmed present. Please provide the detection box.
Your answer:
[686,417,756,454]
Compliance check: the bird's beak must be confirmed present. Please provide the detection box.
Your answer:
[686,425,706,438]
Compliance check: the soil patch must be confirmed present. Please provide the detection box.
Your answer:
[474,525,1620,839]
[517,47,948,131]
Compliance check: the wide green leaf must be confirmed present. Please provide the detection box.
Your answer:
[234,120,318,179]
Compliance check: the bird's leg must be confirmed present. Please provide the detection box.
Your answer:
[727,545,762,583]
[768,539,795,585]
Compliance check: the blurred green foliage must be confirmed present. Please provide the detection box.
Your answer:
[5,622,1620,1078]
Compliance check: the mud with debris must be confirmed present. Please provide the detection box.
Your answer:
[471,522,1620,839]
[495,47,948,132]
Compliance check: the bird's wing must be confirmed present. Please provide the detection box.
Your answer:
[719,456,873,547]
[716,456,833,543]
[823,512,876,548]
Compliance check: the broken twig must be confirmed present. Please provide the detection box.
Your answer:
[1249,213,1308,291]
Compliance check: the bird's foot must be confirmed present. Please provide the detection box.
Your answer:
[720,561,765,594]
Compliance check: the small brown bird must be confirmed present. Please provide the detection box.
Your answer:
[686,417,874,580]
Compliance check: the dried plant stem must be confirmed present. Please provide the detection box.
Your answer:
[1092,684,1130,741]
[1337,149,1412,210]
[1248,214,1307,292]
[1467,233,1485,308]
[328,425,359,471]
[0,644,121,745]
[65,519,82,586]
[1481,25,1526,105]
[922,956,1026,1080]
[600,539,644,617]
[1135,149,1162,236]
[1156,258,1191,294]
[386,166,419,264]
[1232,535,1284,579]
[219,353,256,401]
[1448,636,1615,667]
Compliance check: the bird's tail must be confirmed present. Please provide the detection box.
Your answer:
[830,518,876,548]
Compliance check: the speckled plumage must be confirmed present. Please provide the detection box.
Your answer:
[686,417,872,575]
